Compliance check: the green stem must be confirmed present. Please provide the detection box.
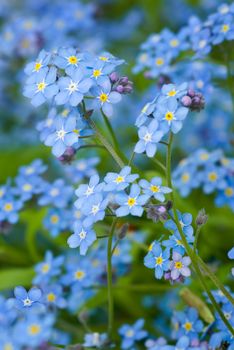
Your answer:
[152,157,167,173]
[107,218,118,339]
[87,118,125,168]
[166,133,234,335]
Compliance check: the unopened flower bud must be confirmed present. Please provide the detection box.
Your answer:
[109,72,119,83]
[119,76,129,85]
[116,85,124,93]
[181,95,192,107]
[157,74,172,88]
[187,88,195,97]
[58,147,76,164]
[196,208,208,226]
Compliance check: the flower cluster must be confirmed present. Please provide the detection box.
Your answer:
[144,210,192,283]
[173,148,234,211]
[134,2,234,77]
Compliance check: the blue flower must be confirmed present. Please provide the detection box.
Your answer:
[19,159,47,177]
[169,251,191,281]
[38,179,73,208]
[13,286,42,310]
[42,284,66,309]
[191,28,212,57]
[164,211,194,237]
[23,67,58,107]
[81,193,109,226]
[13,314,54,347]
[200,165,227,194]
[91,79,122,117]
[83,333,108,348]
[53,47,86,74]
[64,157,99,184]
[215,178,234,211]
[144,242,170,279]
[43,208,69,237]
[160,82,188,100]
[119,319,147,349]
[55,67,92,106]
[75,174,104,209]
[134,120,163,158]
[115,184,149,217]
[33,251,64,284]
[13,174,45,202]
[162,231,194,256]
[104,166,139,192]
[89,59,113,86]
[172,308,204,341]
[24,49,51,79]
[154,97,189,134]
[61,260,94,289]
[0,194,23,224]
[212,15,234,45]
[44,115,79,157]
[67,221,96,255]
[139,177,172,202]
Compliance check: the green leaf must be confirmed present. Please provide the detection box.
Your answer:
[0,267,34,291]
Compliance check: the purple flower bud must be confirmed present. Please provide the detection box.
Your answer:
[181,95,192,107]
[116,85,124,93]
[109,72,119,83]
[119,76,129,85]
[58,147,76,164]
[187,88,195,97]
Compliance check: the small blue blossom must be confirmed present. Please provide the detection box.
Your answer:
[42,284,66,309]
[13,174,45,202]
[115,184,149,217]
[38,179,73,208]
[119,319,147,349]
[53,47,86,74]
[75,174,104,209]
[0,194,23,224]
[81,193,109,226]
[67,221,96,255]
[154,97,189,134]
[104,166,139,192]
[43,208,69,237]
[169,251,191,281]
[144,242,170,279]
[200,165,227,194]
[212,15,234,45]
[139,177,172,202]
[19,159,47,177]
[13,286,42,310]
[91,79,122,117]
[163,231,194,256]
[134,119,163,158]
[172,307,204,341]
[23,67,58,107]
[55,68,92,106]
[160,82,188,100]
[164,211,194,237]
[44,115,79,157]
[83,332,108,348]
[24,49,51,79]
[33,251,64,284]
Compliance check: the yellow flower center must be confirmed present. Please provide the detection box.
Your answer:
[221,24,230,33]
[21,39,30,48]
[221,157,230,166]
[113,247,120,256]
[148,242,154,251]
[184,322,192,332]
[99,93,108,103]
[175,261,183,269]
[176,239,183,246]
[115,176,124,183]
[150,185,160,193]
[41,263,50,273]
[75,270,85,280]
[225,187,234,197]
[182,173,190,183]
[156,256,163,266]
[99,56,108,61]
[93,69,101,77]
[28,324,41,335]
[50,215,59,224]
[167,89,177,97]
[127,197,136,207]
[34,62,42,72]
[3,343,13,350]
[165,112,174,121]
[170,39,179,47]
[68,55,78,64]
[126,330,134,337]
[4,203,13,212]
[200,153,209,160]
[155,58,164,66]
[208,172,217,182]
[37,81,46,92]
[23,184,32,192]
[47,293,56,302]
